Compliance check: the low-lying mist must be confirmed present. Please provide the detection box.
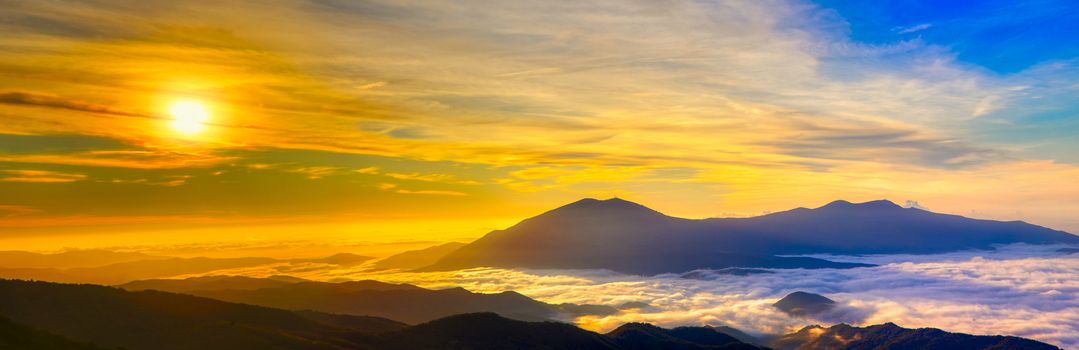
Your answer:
[188,244,1078,348]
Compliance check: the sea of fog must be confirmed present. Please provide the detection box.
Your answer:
[196,243,1079,349]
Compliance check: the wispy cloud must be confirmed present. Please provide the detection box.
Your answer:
[894,23,932,34]
[0,91,154,119]
[0,169,85,183]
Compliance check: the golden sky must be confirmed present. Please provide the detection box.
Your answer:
[1,0,1078,251]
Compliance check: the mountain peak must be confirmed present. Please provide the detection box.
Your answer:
[549,197,666,217]
[818,199,901,210]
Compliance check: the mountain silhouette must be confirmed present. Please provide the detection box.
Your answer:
[370,242,467,271]
[773,292,836,317]
[426,198,1078,274]
[0,249,166,269]
[0,256,279,285]
[770,322,1062,350]
[0,279,768,349]
[119,275,308,292]
[371,312,622,349]
[0,279,405,350]
[0,252,374,285]
[607,322,764,349]
[120,276,612,323]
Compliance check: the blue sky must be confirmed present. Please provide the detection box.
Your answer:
[816,0,1079,74]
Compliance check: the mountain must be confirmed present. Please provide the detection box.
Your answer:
[371,313,768,350]
[770,323,1062,350]
[293,253,374,266]
[0,256,279,284]
[370,312,621,349]
[0,252,375,285]
[715,199,1078,255]
[773,292,836,317]
[370,242,467,271]
[607,322,765,349]
[0,249,166,269]
[425,198,1078,274]
[710,325,764,346]
[118,275,308,292]
[120,276,608,323]
[0,315,112,350]
[0,279,405,350]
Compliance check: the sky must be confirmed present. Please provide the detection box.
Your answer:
[1,0,1078,251]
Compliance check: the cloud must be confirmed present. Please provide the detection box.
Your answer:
[756,121,1010,169]
[197,243,1075,349]
[287,166,341,179]
[903,200,928,210]
[0,169,85,183]
[384,172,456,182]
[0,91,154,119]
[394,189,467,196]
[895,23,932,34]
[0,204,39,216]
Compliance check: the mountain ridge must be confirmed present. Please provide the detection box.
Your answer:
[425,198,1077,274]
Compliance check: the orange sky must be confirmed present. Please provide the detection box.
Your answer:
[1,1,1078,254]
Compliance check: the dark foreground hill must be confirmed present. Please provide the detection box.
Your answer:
[120,275,614,323]
[426,198,1077,274]
[0,279,769,350]
[770,323,1062,350]
[0,315,112,350]
[0,279,404,350]
[607,322,764,350]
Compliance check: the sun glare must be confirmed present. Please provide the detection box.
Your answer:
[168,99,210,134]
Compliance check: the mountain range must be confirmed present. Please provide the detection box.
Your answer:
[119,275,619,323]
[0,279,1061,350]
[426,198,1078,274]
[0,253,372,285]
[771,323,1061,350]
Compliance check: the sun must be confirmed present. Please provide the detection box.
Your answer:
[168,99,210,134]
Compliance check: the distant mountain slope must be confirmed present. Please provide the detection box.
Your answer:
[0,279,403,350]
[0,257,279,285]
[717,199,1078,255]
[119,275,308,292]
[0,252,374,285]
[121,276,582,323]
[426,198,1077,274]
[371,242,467,271]
[710,325,764,346]
[0,316,112,350]
[293,253,374,266]
[0,249,167,269]
[771,323,1062,350]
